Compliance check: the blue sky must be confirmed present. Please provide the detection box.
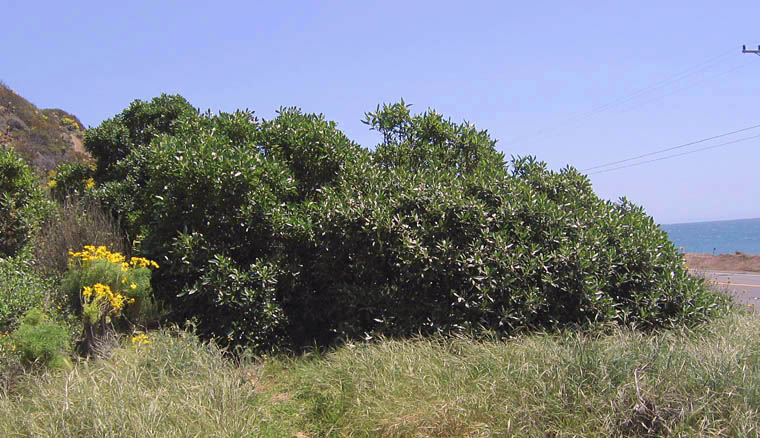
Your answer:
[4,1,759,224]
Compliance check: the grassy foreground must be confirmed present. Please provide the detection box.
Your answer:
[1,312,759,437]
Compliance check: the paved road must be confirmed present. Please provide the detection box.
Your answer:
[692,270,760,310]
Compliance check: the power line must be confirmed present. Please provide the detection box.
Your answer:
[579,50,736,118]
[586,132,760,175]
[503,47,737,146]
[612,60,753,116]
[581,122,760,172]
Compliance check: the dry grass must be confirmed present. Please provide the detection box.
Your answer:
[1,312,759,437]
[33,197,127,277]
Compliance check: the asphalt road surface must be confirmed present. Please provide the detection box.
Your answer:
[692,270,760,311]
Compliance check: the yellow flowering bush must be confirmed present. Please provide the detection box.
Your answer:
[81,283,134,324]
[63,245,158,326]
[63,245,158,356]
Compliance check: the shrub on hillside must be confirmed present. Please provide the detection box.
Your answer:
[89,97,729,350]
[0,148,52,256]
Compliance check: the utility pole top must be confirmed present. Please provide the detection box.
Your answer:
[742,44,760,56]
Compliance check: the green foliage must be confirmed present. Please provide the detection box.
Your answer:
[84,94,197,182]
[365,100,504,173]
[92,96,729,351]
[0,148,52,257]
[0,253,54,332]
[189,255,288,350]
[280,106,729,343]
[94,106,362,348]
[62,245,158,356]
[11,308,70,369]
[258,107,364,199]
[48,161,95,202]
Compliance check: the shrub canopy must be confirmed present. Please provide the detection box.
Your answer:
[86,96,728,350]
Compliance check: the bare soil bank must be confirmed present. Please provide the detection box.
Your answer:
[685,253,760,273]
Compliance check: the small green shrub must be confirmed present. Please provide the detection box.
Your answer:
[60,116,80,131]
[11,308,71,369]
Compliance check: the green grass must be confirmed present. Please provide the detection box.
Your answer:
[1,311,759,437]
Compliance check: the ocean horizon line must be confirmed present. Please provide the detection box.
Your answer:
[662,216,760,226]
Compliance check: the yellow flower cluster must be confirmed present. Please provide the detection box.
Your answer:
[68,245,159,269]
[81,283,134,313]
[131,333,151,346]
[69,245,126,265]
[127,257,159,269]
[120,277,138,290]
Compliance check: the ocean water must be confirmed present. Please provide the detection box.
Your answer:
[660,217,760,255]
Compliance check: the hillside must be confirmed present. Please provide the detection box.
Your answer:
[0,82,89,174]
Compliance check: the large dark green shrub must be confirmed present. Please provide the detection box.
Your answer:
[0,148,51,257]
[92,107,362,347]
[280,106,726,343]
[91,97,729,351]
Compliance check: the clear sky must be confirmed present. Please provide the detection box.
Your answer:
[4,1,759,224]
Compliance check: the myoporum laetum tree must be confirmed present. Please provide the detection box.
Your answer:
[77,95,728,351]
